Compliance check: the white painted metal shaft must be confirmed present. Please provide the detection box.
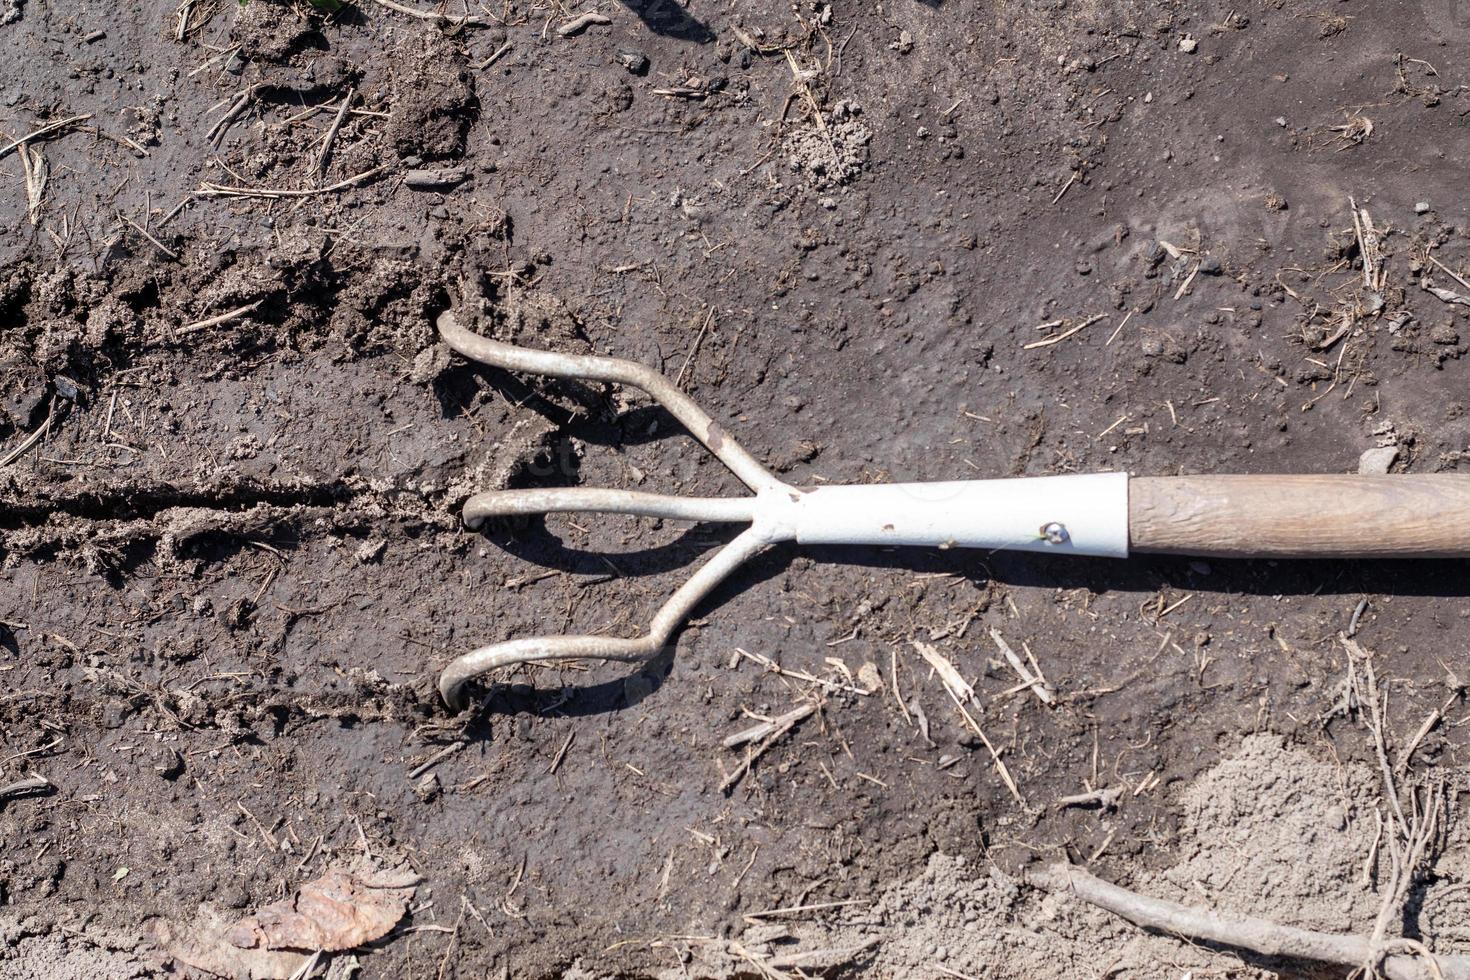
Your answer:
[763,472,1131,557]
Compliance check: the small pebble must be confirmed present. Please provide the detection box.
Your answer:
[1358,445,1398,475]
[1179,36,1198,53]
[1274,116,1287,127]
[414,773,441,803]
[1415,201,1431,214]
[615,48,649,75]
[53,376,84,402]
[355,537,387,564]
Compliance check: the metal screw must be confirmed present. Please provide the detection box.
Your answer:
[1041,522,1069,545]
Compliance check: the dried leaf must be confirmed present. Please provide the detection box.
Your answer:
[227,864,420,952]
[1425,284,1470,308]
[911,640,975,702]
[150,905,310,980]
[150,863,419,979]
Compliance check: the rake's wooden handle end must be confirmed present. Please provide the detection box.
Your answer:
[1129,474,1470,558]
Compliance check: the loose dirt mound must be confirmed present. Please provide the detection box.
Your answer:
[0,920,149,980]
[668,734,1466,978]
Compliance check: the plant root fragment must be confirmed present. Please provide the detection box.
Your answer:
[1031,863,1470,980]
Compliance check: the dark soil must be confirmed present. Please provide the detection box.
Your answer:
[2,0,1468,977]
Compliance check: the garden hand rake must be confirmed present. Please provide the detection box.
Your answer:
[435,309,1470,710]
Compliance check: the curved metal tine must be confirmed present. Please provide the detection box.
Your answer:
[439,526,771,709]
[436,310,785,495]
[463,487,757,530]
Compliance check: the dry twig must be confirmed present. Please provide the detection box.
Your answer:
[195,165,388,200]
[734,648,872,697]
[117,211,179,260]
[990,628,1053,704]
[313,87,355,179]
[556,11,610,35]
[1344,636,1451,978]
[0,775,50,801]
[0,402,61,468]
[179,300,264,336]
[0,114,92,161]
[370,0,487,26]
[1055,786,1123,811]
[912,641,1023,804]
[1350,197,1385,292]
[1022,313,1107,351]
[723,703,817,749]
[476,41,513,69]
[206,86,261,148]
[18,145,47,227]
[719,699,819,793]
[1033,863,1469,980]
[408,741,465,781]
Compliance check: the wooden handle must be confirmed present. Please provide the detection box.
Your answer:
[1129,475,1470,558]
